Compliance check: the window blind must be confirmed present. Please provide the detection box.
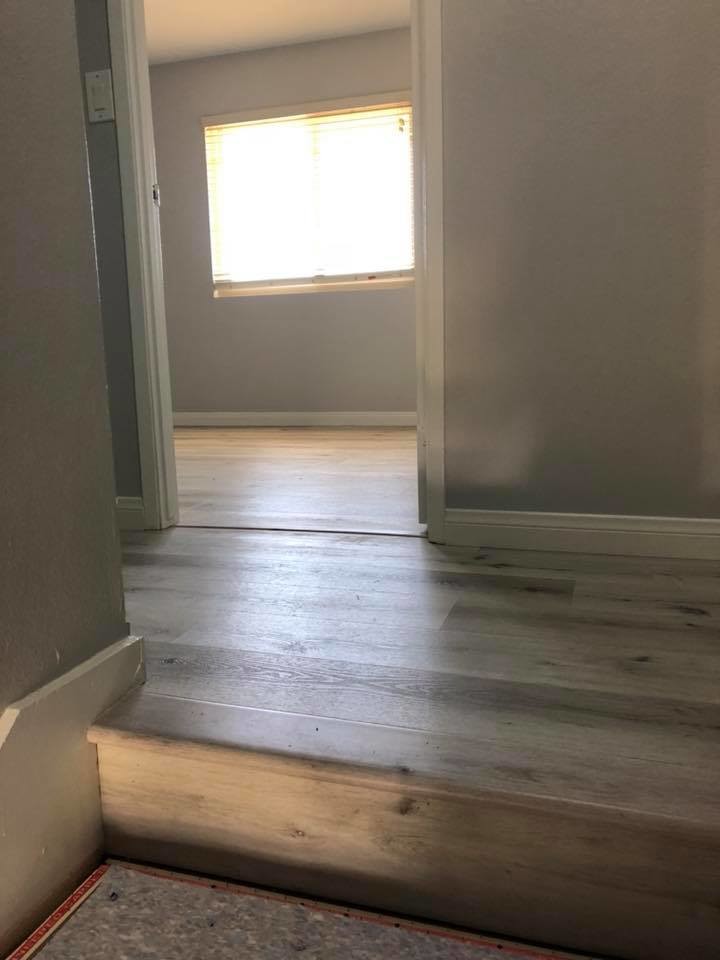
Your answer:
[204,103,414,288]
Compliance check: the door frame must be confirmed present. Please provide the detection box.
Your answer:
[109,0,444,538]
[412,0,446,542]
[108,0,177,530]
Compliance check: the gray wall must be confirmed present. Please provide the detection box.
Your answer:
[442,0,720,519]
[150,28,416,414]
[75,0,143,497]
[0,0,127,710]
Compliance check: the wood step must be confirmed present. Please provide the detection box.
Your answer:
[90,686,720,960]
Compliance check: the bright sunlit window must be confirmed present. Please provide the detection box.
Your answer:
[203,98,414,294]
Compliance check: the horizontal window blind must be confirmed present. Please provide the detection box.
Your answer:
[204,103,414,287]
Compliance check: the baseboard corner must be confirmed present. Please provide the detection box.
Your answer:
[0,635,144,955]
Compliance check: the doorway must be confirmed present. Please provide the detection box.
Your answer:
[110,0,443,541]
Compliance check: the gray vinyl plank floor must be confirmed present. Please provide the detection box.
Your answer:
[36,863,604,960]
[119,527,720,816]
[174,426,425,535]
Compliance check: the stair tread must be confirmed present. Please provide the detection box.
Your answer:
[91,684,720,826]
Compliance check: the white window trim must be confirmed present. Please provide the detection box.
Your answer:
[202,91,414,296]
[214,272,414,299]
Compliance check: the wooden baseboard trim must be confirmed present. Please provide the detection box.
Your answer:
[0,637,144,956]
[443,509,720,559]
[172,411,417,428]
[115,496,145,531]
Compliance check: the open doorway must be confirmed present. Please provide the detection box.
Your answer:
[109,0,440,540]
[151,4,420,536]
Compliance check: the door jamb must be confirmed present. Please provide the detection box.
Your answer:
[107,0,177,530]
[412,0,446,542]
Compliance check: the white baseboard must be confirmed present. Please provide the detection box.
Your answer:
[0,636,144,955]
[115,496,145,530]
[173,411,417,427]
[443,509,720,559]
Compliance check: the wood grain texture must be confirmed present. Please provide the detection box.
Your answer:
[94,733,720,960]
[91,690,720,824]
[139,641,720,764]
[174,426,424,534]
[93,526,720,960]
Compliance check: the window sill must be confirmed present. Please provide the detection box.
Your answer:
[213,276,414,298]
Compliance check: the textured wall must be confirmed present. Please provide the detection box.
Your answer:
[0,0,127,710]
[75,0,142,497]
[442,0,720,518]
[150,29,416,413]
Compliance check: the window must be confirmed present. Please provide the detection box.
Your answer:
[203,97,414,295]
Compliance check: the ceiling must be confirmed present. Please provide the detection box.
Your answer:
[143,0,411,65]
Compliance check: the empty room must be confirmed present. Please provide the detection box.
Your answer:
[3,2,720,960]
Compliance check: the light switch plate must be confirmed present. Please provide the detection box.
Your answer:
[85,69,115,123]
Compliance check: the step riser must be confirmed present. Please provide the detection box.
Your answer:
[97,740,720,960]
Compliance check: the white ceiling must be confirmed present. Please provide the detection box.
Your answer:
[143,0,411,65]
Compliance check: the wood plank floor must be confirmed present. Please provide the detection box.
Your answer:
[120,527,720,775]
[94,527,720,959]
[174,426,424,535]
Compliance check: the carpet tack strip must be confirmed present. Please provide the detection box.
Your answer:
[6,866,109,960]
